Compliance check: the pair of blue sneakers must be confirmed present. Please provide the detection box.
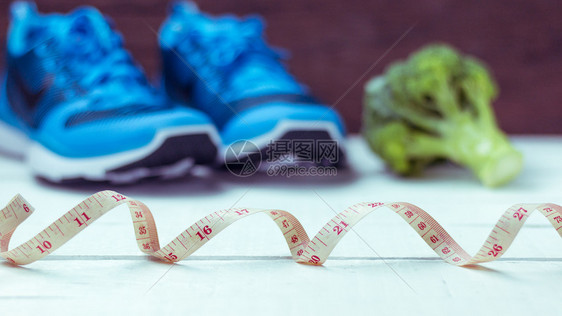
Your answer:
[0,1,345,183]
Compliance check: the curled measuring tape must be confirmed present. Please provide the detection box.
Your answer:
[1,190,561,266]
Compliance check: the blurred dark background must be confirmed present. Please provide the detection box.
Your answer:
[0,0,561,134]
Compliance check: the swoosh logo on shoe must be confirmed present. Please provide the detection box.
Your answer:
[15,71,50,112]
[7,69,53,128]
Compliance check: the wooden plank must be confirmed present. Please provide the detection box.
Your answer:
[0,136,561,314]
[0,259,561,315]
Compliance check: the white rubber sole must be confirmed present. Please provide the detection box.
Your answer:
[222,119,345,162]
[0,122,220,183]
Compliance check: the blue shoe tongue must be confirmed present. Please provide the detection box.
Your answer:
[65,8,115,56]
[54,8,147,95]
[182,15,302,97]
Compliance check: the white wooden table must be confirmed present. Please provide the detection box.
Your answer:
[0,136,560,315]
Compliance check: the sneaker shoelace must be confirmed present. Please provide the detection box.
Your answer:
[175,17,301,101]
[41,13,149,100]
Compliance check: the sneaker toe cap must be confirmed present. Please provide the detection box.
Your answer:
[37,105,216,158]
[221,102,345,145]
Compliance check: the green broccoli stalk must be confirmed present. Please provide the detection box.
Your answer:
[363,44,522,187]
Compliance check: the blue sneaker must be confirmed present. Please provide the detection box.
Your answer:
[159,2,346,166]
[0,2,220,183]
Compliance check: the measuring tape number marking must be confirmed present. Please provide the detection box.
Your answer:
[1,191,561,266]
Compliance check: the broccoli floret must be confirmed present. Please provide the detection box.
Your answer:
[363,44,522,187]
